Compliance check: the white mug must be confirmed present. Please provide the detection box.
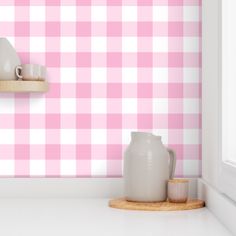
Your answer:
[15,64,46,81]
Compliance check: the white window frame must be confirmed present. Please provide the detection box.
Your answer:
[219,0,236,201]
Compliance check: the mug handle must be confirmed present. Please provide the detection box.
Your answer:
[15,65,23,80]
[167,148,176,179]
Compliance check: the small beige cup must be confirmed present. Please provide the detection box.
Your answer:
[168,179,189,203]
[15,64,46,81]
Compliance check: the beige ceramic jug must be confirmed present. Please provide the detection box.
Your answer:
[124,132,176,202]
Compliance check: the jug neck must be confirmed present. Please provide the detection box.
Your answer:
[131,132,161,143]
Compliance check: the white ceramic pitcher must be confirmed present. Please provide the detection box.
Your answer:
[124,132,176,202]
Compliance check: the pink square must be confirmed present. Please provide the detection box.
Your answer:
[153,114,168,129]
[91,53,107,67]
[77,114,91,128]
[45,0,60,5]
[137,114,153,129]
[91,84,106,98]
[76,160,91,176]
[168,68,183,83]
[137,99,152,113]
[122,84,137,98]
[76,144,91,159]
[46,160,60,177]
[77,0,91,5]
[137,22,153,36]
[46,22,60,37]
[60,84,76,98]
[77,6,91,21]
[107,83,122,98]
[46,144,60,160]
[107,160,122,177]
[107,22,122,36]
[168,144,184,161]
[153,53,168,67]
[77,129,91,144]
[46,6,60,21]
[15,114,30,129]
[137,0,153,5]
[107,6,122,21]
[184,52,201,67]
[122,53,137,67]
[30,23,45,36]
[107,129,122,144]
[122,114,137,128]
[168,83,183,98]
[0,145,14,159]
[30,53,45,65]
[77,22,91,36]
[138,37,153,52]
[15,130,29,144]
[184,114,200,128]
[91,145,106,160]
[168,0,183,5]
[61,114,76,129]
[61,53,76,67]
[15,22,30,36]
[46,129,60,144]
[46,53,60,67]
[168,114,183,128]
[153,22,168,37]
[184,22,200,37]
[137,53,153,67]
[76,53,91,67]
[168,6,183,21]
[107,53,122,67]
[184,145,200,160]
[107,99,122,114]
[138,6,153,21]
[168,99,183,114]
[46,114,60,129]
[168,129,183,144]
[77,83,91,98]
[15,145,30,160]
[61,145,76,160]
[107,114,122,129]
[168,22,183,37]
[107,144,122,160]
[30,115,45,129]
[77,99,91,113]
[46,83,60,98]
[46,37,60,52]
[107,68,122,83]
[168,52,183,67]
[168,37,183,52]
[61,22,76,36]
[77,37,91,52]
[15,160,29,177]
[30,145,45,160]
[0,115,14,129]
[15,0,30,5]
[107,0,122,5]
[0,22,14,36]
[15,6,30,21]
[122,23,137,36]
[137,83,153,98]
[184,84,200,98]
[91,114,106,128]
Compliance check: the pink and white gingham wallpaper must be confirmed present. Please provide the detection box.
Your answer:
[0,0,201,177]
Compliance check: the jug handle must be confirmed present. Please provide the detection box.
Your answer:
[167,148,176,179]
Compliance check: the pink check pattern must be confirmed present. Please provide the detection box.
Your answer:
[0,0,201,177]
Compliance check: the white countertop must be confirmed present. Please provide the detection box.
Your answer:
[0,198,232,236]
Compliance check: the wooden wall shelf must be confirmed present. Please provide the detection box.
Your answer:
[0,80,48,93]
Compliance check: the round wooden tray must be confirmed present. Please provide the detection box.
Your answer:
[109,198,205,211]
[0,80,48,92]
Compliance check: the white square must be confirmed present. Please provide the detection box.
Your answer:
[60,98,76,114]
[122,6,137,22]
[30,6,45,21]
[30,98,45,114]
[30,37,45,52]
[122,129,133,145]
[0,160,14,176]
[60,160,76,176]
[91,6,107,21]
[30,129,45,144]
[122,98,137,114]
[183,6,199,22]
[91,68,107,83]
[0,6,14,21]
[183,160,199,176]
[153,68,168,83]
[184,37,199,52]
[183,68,199,83]
[0,130,14,144]
[60,37,76,52]
[60,68,76,83]
[60,129,76,145]
[60,6,76,22]
[91,160,107,176]
[91,129,107,144]
[153,129,168,145]
[122,68,137,83]
[184,98,199,114]
[153,98,168,114]
[91,98,107,114]
[30,160,45,176]
[0,98,14,114]
[153,37,168,52]
[153,6,168,22]
[122,37,137,52]
[184,129,200,145]
[91,37,107,52]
